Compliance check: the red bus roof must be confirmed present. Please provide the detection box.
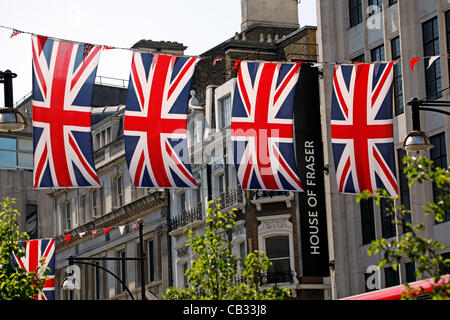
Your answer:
[342,275,450,300]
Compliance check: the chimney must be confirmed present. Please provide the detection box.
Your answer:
[240,0,300,32]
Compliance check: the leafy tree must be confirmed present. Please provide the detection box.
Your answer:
[164,201,290,300]
[358,155,450,299]
[0,197,48,300]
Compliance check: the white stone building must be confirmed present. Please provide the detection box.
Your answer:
[317,0,450,299]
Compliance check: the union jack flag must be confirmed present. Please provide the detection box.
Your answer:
[13,239,55,300]
[331,63,398,196]
[231,61,303,191]
[32,35,101,188]
[124,52,199,188]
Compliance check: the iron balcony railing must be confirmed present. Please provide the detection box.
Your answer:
[169,202,203,231]
[253,190,290,199]
[212,186,244,211]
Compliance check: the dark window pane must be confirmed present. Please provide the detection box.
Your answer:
[385,267,400,287]
[361,198,376,245]
[381,198,396,238]
[405,262,416,283]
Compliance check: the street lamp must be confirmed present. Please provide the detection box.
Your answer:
[0,70,28,132]
[402,98,450,153]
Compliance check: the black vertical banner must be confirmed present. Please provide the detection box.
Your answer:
[294,64,330,277]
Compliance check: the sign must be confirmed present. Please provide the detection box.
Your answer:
[294,64,330,277]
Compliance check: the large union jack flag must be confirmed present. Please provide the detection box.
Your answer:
[331,63,398,196]
[124,53,198,188]
[32,35,101,188]
[231,61,303,191]
[13,239,55,300]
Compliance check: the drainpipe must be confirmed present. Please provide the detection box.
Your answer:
[165,190,173,287]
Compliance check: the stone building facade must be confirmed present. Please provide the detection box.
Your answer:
[317,0,450,299]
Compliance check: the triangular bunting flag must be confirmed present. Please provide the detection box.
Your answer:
[64,234,72,245]
[83,43,94,61]
[92,230,97,239]
[132,223,137,231]
[104,227,112,235]
[119,225,125,235]
[10,29,21,38]
[212,58,223,66]
[232,59,242,70]
[103,45,115,50]
[427,56,439,69]
[410,57,422,72]
[79,232,86,238]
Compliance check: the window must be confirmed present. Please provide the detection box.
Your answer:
[80,194,86,224]
[430,133,449,223]
[381,198,396,238]
[371,44,385,62]
[25,204,38,239]
[239,241,246,267]
[391,37,404,115]
[182,263,188,288]
[360,198,376,245]
[117,176,124,207]
[349,0,363,27]
[422,17,442,100]
[397,149,411,232]
[265,236,291,283]
[442,252,450,274]
[219,95,231,129]
[218,174,225,194]
[148,240,155,283]
[405,262,416,283]
[388,0,398,5]
[352,54,365,63]
[384,267,400,288]
[64,202,72,230]
[117,250,127,293]
[368,0,382,16]
[92,189,98,217]
[0,136,17,169]
[180,192,186,212]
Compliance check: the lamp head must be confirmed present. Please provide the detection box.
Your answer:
[402,130,434,153]
[0,107,27,132]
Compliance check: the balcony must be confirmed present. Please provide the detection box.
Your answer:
[212,186,245,212]
[169,202,203,232]
[250,191,294,211]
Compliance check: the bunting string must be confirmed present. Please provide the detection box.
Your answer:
[1,24,447,70]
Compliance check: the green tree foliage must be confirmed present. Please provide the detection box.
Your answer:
[357,155,450,299]
[164,201,290,300]
[0,197,48,300]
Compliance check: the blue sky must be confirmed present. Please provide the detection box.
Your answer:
[0,0,317,104]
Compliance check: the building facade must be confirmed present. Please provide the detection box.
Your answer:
[317,0,450,299]
[48,0,332,300]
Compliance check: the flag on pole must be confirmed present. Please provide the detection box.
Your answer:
[330,63,398,196]
[231,61,303,191]
[124,52,199,188]
[31,35,101,188]
[13,239,55,300]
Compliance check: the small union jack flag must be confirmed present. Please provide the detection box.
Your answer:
[331,63,398,196]
[231,61,303,191]
[124,52,199,188]
[13,239,55,300]
[32,35,101,188]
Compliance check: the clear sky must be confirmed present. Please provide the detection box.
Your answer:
[0,0,317,105]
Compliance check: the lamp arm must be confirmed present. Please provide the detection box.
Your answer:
[417,107,450,116]
[70,260,135,300]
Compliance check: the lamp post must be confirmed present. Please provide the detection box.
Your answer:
[402,97,450,153]
[63,219,147,300]
[0,70,28,132]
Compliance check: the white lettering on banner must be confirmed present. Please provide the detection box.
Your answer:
[305,141,321,255]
